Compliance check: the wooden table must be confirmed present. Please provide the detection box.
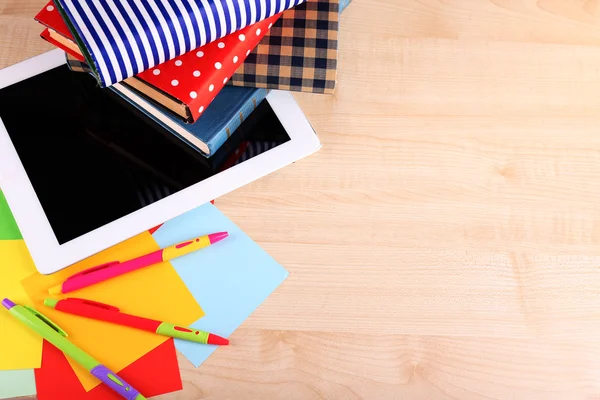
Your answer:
[3,0,600,399]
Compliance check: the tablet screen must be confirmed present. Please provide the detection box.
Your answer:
[0,65,290,244]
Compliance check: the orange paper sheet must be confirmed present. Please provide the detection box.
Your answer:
[21,231,203,391]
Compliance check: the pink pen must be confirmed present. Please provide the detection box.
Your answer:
[49,232,228,294]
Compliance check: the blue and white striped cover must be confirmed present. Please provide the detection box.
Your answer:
[57,0,306,87]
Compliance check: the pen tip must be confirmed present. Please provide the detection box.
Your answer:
[2,298,15,310]
[208,231,228,245]
[207,333,229,345]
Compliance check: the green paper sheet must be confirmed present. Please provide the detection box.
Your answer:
[0,190,21,240]
[0,369,36,399]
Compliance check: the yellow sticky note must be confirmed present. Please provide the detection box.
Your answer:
[21,231,203,391]
[0,240,43,369]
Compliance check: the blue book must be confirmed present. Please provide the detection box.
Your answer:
[65,53,267,157]
[109,83,268,157]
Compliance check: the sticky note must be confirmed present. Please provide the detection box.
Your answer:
[21,231,203,391]
[0,190,21,240]
[0,369,36,399]
[152,203,289,367]
[0,240,43,369]
[35,339,182,400]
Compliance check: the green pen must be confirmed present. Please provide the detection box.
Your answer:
[2,298,146,400]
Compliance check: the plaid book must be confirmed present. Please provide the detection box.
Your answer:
[228,0,338,94]
[65,53,91,73]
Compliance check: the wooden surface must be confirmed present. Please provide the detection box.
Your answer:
[3,0,600,399]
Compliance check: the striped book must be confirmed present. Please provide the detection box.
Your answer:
[54,0,307,87]
[37,1,277,122]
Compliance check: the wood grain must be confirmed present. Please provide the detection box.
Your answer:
[3,0,600,399]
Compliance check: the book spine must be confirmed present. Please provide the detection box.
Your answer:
[40,29,84,63]
[205,89,268,156]
[54,0,103,83]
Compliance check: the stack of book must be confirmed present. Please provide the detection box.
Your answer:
[34,0,306,162]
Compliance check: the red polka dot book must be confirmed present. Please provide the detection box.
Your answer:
[35,1,280,123]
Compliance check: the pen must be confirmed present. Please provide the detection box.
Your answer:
[45,298,229,345]
[2,298,146,400]
[49,232,228,295]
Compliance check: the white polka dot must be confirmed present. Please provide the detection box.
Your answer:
[153,69,160,75]
[239,34,246,41]
[209,84,214,92]
[47,5,54,11]
[223,77,228,84]
[218,42,225,49]
[171,79,179,86]
[246,50,251,56]
[233,56,239,63]
[190,91,197,99]
[193,70,201,77]
[214,62,222,70]
[268,23,273,29]
[256,28,261,36]
[196,50,204,58]
[175,60,183,66]
[198,106,204,114]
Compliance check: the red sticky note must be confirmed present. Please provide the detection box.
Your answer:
[148,224,164,235]
[35,339,182,399]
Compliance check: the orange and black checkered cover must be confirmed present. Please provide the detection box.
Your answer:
[228,0,339,94]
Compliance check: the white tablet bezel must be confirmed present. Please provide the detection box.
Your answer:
[0,49,320,274]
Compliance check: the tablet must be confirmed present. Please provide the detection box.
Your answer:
[0,50,320,274]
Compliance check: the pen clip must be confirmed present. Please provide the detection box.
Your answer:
[66,298,120,312]
[66,261,121,281]
[24,306,68,337]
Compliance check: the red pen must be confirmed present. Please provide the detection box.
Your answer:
[44,298,229,345]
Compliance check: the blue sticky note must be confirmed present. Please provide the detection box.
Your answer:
[0,369,36,399]
[340,0,352,13]
[152,203,289,367]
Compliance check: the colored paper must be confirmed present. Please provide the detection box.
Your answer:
[0,190,21,240]
[21,231,203,391]
[55,0,307,87]
[152,203,289,367]
[0,369,36,399]
[148,224,164,235]
[35,339,182,400]
[0,240,43,370]
[340,0,352,12]
[229,0,339,94]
